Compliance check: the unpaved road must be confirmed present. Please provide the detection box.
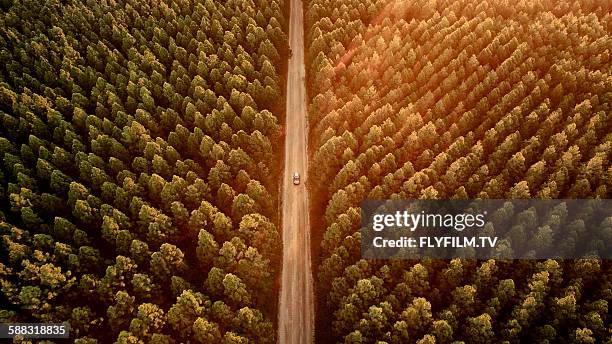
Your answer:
[277,0,314,343]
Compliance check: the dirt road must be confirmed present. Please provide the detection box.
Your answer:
[277,0,314,343]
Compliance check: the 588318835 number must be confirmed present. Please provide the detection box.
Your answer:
[1,323,70,339]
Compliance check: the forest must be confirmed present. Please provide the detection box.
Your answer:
[1,0,611,343]
[305,0,611,343]
[0,0,287,342]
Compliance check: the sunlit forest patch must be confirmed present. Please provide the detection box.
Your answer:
[306,0,611,342]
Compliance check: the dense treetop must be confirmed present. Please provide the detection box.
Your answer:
[305,0,611,342]
[0,0,287,342]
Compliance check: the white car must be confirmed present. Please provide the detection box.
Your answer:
[293,172,300,185]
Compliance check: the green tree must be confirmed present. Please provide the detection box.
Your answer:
[167,290,204,338]
[193,317,222,343]
[196,229,219,268]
